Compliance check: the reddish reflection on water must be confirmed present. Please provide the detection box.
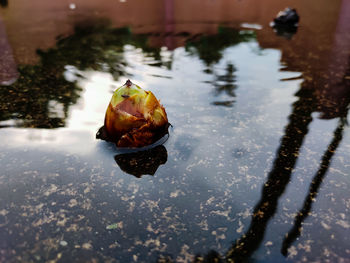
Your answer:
[1,1,350,262]
[1,0,350,116]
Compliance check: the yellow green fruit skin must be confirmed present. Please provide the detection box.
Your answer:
[104,80,168,148]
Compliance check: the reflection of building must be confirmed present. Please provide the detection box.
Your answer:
[0,0,344,61]
[0,16,17,84]
[1,0,349,121]
[1,0,348,123]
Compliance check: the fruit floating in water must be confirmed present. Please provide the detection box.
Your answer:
[97,79,169,148]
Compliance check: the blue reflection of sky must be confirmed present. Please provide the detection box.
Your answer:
[1,38,302,188]
[1,33,350,263]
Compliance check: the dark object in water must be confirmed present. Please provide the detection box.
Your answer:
[0,0,8,8]
[270,7,300,39]
[274,7,299,25]
[114,145,168,178]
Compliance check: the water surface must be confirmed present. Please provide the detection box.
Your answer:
[1,1,350,262]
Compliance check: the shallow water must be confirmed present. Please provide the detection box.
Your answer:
[1,1,350,262]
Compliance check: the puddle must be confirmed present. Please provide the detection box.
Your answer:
[1,1,350,262]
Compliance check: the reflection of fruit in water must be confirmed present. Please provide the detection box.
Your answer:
[114,145,168,177]
[102,79,169,147]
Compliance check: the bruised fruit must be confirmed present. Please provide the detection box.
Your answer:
[97,79,169,148]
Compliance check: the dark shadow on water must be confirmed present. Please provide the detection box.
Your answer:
[225,89,315,262]
[280,56,350,255]
[281,117,347,255]
[193,56,350,262]
[191,108,349,263]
